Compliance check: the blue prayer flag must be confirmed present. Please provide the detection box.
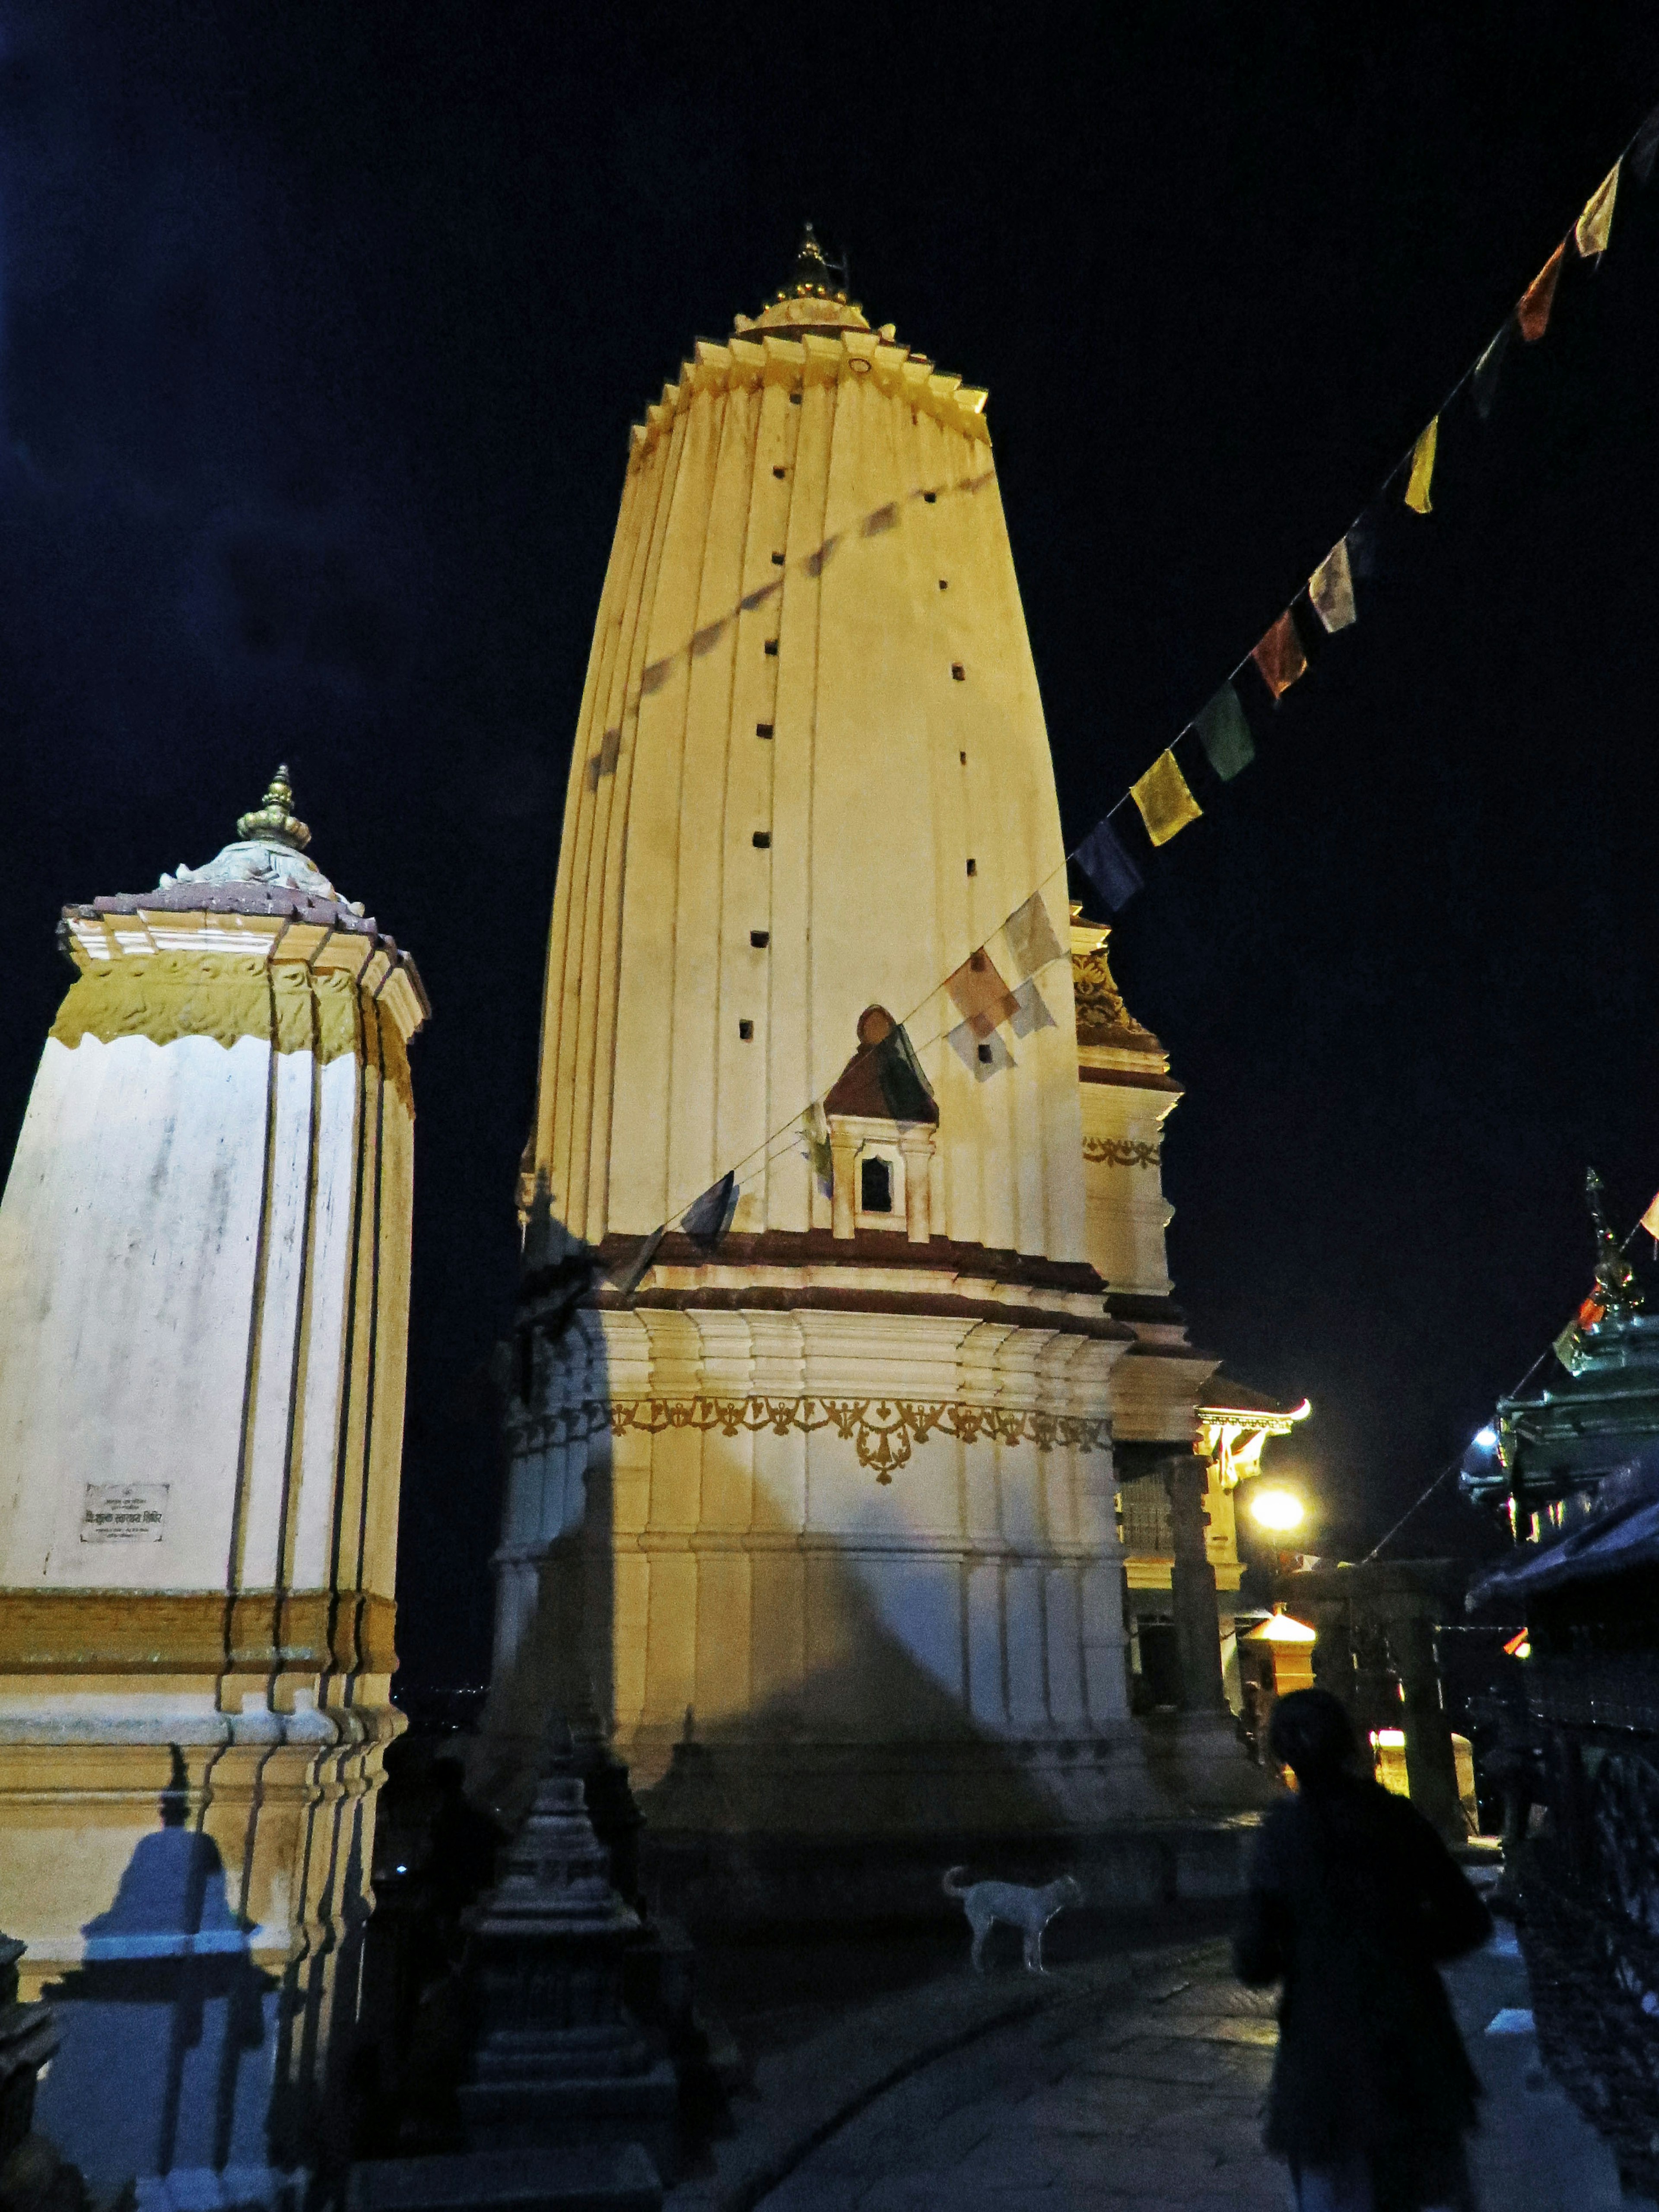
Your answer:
[1075,816,1143,912]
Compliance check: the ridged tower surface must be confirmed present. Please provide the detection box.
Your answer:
[531,258,1085,1257]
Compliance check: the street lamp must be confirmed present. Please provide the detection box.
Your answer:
[1249,1485,1306,1534]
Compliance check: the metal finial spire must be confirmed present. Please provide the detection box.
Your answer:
[781,221,847,302]
[1587,1166,1641,1316]
[236,766,311,852]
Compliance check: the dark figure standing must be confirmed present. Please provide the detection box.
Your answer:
[1234,1688,1492,2212]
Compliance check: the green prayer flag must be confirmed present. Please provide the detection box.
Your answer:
[1193,684,1255,782]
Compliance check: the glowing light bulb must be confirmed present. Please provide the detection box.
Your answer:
[1473,1427,1497,1451]
[1250,1486,1305,1533]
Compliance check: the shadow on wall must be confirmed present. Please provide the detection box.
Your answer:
[33,1748,280,2196]
[475,1206,1131,1875]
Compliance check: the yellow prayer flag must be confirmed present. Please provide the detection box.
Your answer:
[1405,417,1438,515]
[1130,750,1202,848]
[1575,162,1621,258]
[1640,1186,1659,1247]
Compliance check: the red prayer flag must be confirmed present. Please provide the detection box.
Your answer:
[1251,610,1307,700]
[944,949,1020,1038]
[1518,245,1564,343]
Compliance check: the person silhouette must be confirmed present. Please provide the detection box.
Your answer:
[1234,1688,1492,2212]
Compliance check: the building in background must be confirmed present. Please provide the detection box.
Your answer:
[0,774,426,2199]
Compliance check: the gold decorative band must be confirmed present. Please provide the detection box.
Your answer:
[1081,1137,1161,1167]
[0,1589,397,1677]
[520,1396,1110,1482]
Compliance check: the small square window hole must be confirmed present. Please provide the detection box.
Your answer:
[938,578,948,590]
[966,857,977,876]
[750,930,769,948]
[753,831,771,849]
[959,751,967,765]
[977,1043,993,1065]
[764,638,779,655]
[756,722,774,738]
[860,1156,893,1213]
[771,551,785,566]
[923,491,937,504]
[951,663,965,681]
[738,1020,754,1040]
[773,464,786,479]
[789,391,802,405]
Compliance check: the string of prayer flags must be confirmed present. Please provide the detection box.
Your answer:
[682,1170,738,1249]
[871,1020,936,1120]
[1193,683,1255,780]
[948,1019,1015,1081]
[945,949,1020,1037]
[1309,540,1357,634]
[1575,162,1621,259]
[1131,749,1203,845]
[1004,890,1066,979]
[1639,1186,1659,1252]
[1471,321,1513,423]
[1405,417,1439,515]
[1075,815,1143,913]
[1251,610,1307,701]
[1518,245,1564,342]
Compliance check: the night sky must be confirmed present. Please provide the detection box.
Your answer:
[4,6,1659,1688]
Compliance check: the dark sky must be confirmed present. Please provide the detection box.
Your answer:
[3,4,1659,1686]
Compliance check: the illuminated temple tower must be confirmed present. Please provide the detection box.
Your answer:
[481,236,1255,1868]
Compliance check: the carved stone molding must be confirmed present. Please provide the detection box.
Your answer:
[1081,1136,1161,1168]
[518,1395,1110,1481]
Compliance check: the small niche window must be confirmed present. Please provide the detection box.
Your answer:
[773,464,787,479]
[977,1043,993,1065]
[738,1020,754,1041]
[951,663,965,681]
[771,551,786,566]
[959,751,967,765]
[753,831,771,849]
[938,578,949,591]
[764,638,779,655]
[750,930,769,948]
[966,857,977,877]
[860,1156,893,1214]
[790,392,802,406]
[756,721,774,738]
[923,492,937,504]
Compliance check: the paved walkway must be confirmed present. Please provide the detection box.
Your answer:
[676,1914,1644,2212]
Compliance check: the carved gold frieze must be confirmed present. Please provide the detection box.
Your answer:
[524,1395,1109,1482]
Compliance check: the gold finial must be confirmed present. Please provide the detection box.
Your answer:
[236,765,311,851]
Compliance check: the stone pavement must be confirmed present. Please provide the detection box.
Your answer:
[673,1920,1644,2212]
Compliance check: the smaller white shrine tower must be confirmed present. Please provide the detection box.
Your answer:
[0,772,426,2196]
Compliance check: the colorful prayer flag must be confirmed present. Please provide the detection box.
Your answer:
[1131,749,1203,846]
[1471,321,1513,423]
[1575,162,1621,258]
[1634,103,1659,186]
[1309,540,1357,634]
[1405,417,1438,515]
[682,1170,738,1248]
[801,1104,833,1197]
[1004,890,1067,979]
[945,949,1020,1038]
[1251,610,1307,701]
[1518,245,1564,342]
[611,1224,667,1296]
[947,1018,1015,1080]
[1009,978,1056,1037]
[873,1022,935,1120]
[1075,816,1143,912]
[1193,683,1255,781]
[1642,1186,1659,1249]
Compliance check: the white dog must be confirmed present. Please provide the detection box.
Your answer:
[942,1866,1084,1974]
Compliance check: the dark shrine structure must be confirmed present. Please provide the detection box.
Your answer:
[1463,1171,1659,2202]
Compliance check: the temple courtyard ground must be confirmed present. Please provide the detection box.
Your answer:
[672,1887,1646,2212]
